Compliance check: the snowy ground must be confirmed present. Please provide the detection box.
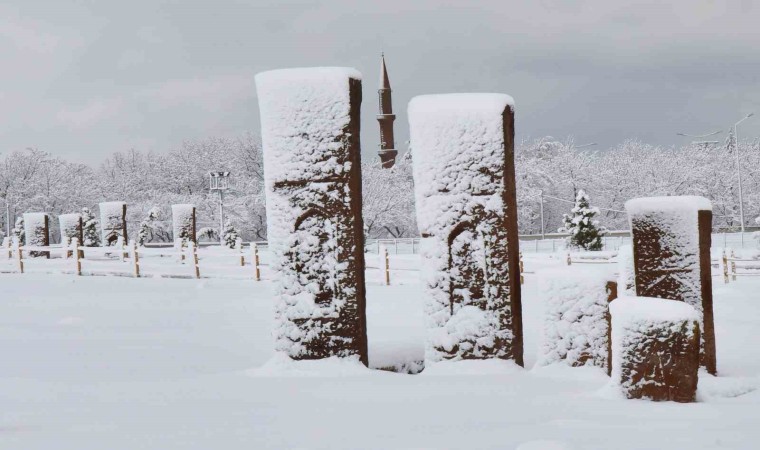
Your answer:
[1,254,759,449]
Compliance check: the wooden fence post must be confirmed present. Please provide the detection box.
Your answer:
[16,242,24,274]
[192,242,200,279]
[722,251,729,284]
[131,241,140,278]
[383,246,390,286]
[175,239,185,262]
[236,238,244,266]
[519,252,524,285]
[72,238,82,276]
[252,243,261,281]
[567,253,572,266]
[731,250,736,281]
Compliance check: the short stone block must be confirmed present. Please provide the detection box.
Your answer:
[610,296,700,402]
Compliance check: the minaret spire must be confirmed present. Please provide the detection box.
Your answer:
[377,53,397,168]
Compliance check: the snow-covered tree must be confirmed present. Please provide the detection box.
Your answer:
[222,219,240,249]
[81,207,100,247]
[11,216,24,244]
[137,207,166,246]
[559,190,606,251]
[198,227,218,242]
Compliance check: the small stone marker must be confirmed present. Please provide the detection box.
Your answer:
[610,296,700,402]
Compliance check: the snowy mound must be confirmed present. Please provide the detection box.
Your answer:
[537,266,615,369]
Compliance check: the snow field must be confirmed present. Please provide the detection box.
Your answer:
[2,254,759,448]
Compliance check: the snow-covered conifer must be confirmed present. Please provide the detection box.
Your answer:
[222,219,239,249]
[559,190,606,251]
[12,216,25,245]
[81,207,100,247]
[137,207,162,246]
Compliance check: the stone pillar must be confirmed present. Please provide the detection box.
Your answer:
[610,296,700,402]
[23,212,49,258]
[626,196,716,374]
[255,67,367,365]
[99,202,128,246]
[59,213,84,245]
[171,204,197,244]
[408,93,522,364]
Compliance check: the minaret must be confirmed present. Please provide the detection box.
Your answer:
[377,53,398,168]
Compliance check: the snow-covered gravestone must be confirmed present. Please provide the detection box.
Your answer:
[409,94,523,363]
[23,212,50,258]
[537,267,617,373]
[171,204,196,244]
[99,202,127,247]
[59,213,83,245]
[625,196,716,375]
[610,296,700,402]
[255,67,368,365]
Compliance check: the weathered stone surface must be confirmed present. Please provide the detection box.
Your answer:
[626,196,716,374]
[409,94,522,364]
[256,67,367,365]
[610,296,700,403]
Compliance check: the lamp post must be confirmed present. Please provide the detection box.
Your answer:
[731,113,754,247]
[4,194,10,237]
[539,190,545,240]
[209,171,231,243]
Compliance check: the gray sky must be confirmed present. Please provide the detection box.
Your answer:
[2,0,759,164]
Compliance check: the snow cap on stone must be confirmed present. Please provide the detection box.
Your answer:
[256,67,362,185]
[625,196,712,215]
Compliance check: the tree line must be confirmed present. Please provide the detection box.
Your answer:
[0,132,756,244]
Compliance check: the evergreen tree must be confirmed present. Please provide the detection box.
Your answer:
[11,216,24,245]
[81,207,100,247]
[137,207,162,246]
[559,190,607,251]
[222,219,240,249]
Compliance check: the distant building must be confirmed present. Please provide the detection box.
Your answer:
[377,53,398,168]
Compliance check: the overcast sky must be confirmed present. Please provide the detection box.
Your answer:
[2,0,759,164]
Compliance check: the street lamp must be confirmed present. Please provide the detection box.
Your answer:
[731,113,754,247]
[209,171,231,243]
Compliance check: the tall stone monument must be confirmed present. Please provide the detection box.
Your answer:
[408,93,523,364]
[255,67,368,365]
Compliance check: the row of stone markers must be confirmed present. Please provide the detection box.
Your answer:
[18,203,196,255]
[538,197,715,402]
[255,66,717,403]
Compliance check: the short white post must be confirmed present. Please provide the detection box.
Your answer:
[236,238,244,266]
[252,243,261,281]
[2,237,10,259]
[190,241,200,279]
[72,238,82,276]
[14,240,24,274]
[175,239,184,262]
[116,236,125,262]
[383,245,390,286]
[131,240,140,278]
